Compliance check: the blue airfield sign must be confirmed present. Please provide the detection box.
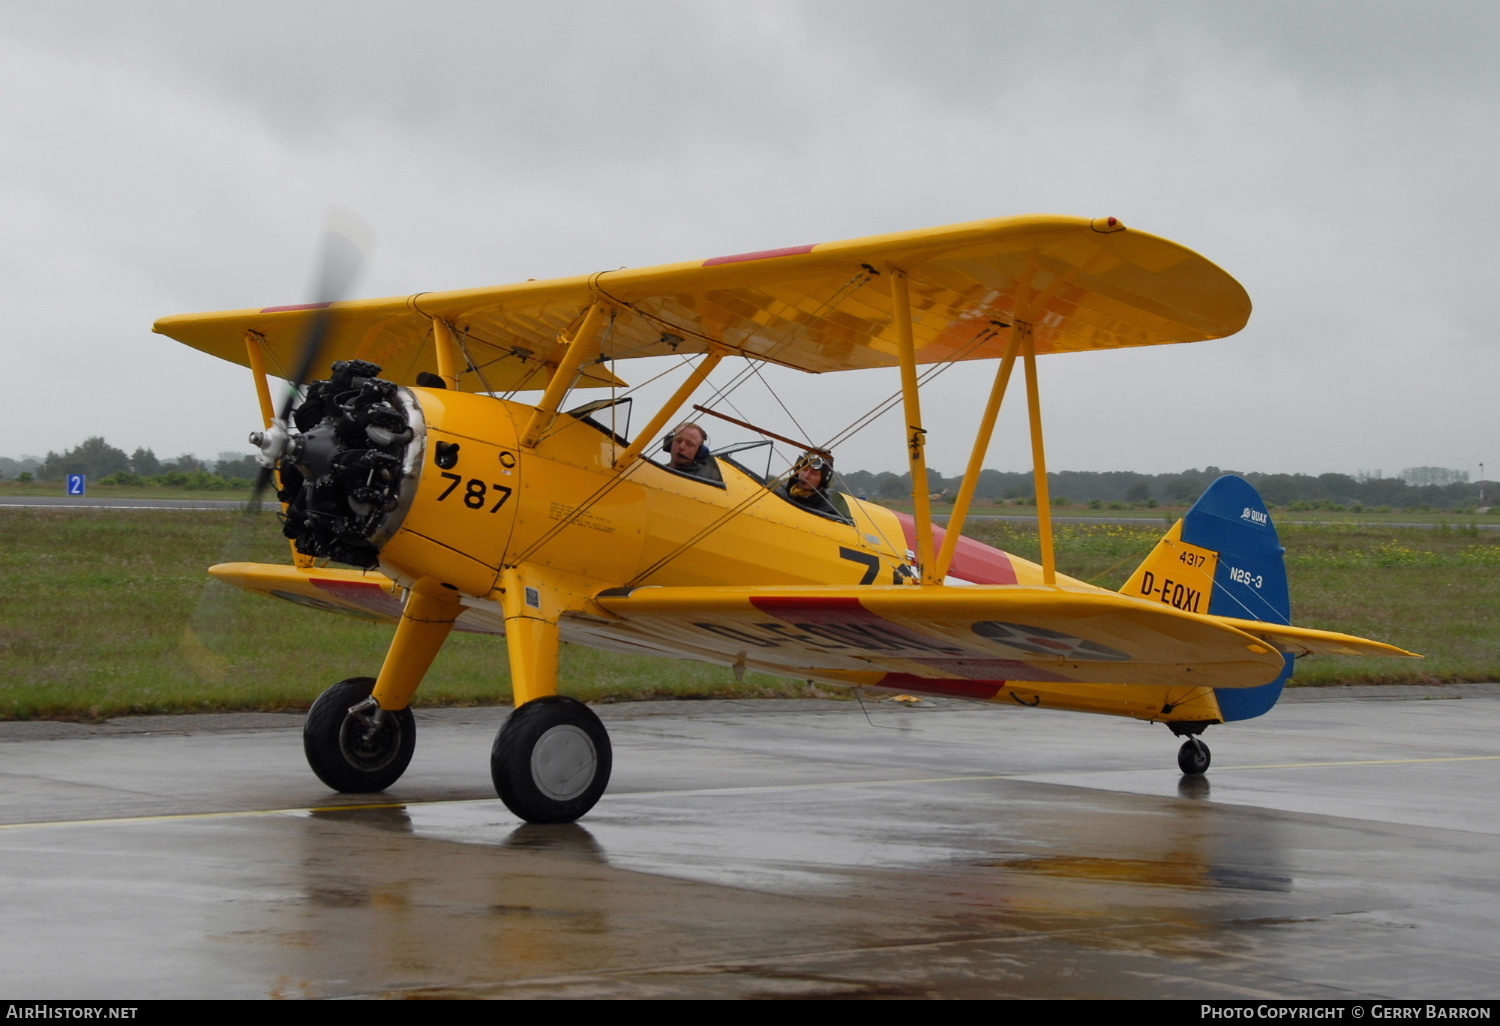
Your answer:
[66,474,86,496]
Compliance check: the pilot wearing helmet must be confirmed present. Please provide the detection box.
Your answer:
[775,452,841,518]
[663,421,723,483]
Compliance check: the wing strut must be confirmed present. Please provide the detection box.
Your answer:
[522,301,611,447]
[243,328,316,568]
[934,331,1022,580]
[889,270,938,584]
[613,349,726,469]
[1020,322,1057,585]
[243,330,276,429]
[430,317,464,390]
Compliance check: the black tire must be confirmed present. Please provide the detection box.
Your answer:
[304,677,416,792]
[1177,737,1211,776]
[491,696,612,824]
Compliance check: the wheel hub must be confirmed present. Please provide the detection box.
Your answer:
[339,714,404,771]
[530,725,597,801]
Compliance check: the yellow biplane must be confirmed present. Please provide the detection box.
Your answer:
[155,214,1416,823]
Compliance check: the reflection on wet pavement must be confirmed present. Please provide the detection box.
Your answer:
[0,695,1497,997]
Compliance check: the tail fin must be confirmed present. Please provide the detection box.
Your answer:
[1121,475,1292,721]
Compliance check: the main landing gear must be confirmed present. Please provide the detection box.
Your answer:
[301,682,615,823]
[299,570,613,822]
[304,677,416,792]
[491,696,613,824]
[302,585,457,794]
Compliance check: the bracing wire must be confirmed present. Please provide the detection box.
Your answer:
[622,319,1015,584]
[515,267,1022,583]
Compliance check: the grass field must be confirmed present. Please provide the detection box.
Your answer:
[961,519,1498,686]
[1,508,1494,720]
[0,481,249,501]
[7,480,1498,525]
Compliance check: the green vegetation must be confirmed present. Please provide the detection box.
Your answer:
[1,510,1493,721]
[8,440,1493,513]
[887,496,1496,527]
[1,480,250,501]
[0,509,823,721]
[963,519,1498,687]
[3,436,258,492]
[842,465,1494,512]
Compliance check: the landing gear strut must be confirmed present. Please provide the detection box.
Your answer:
[304,677,416,792]
[491,696,612,823]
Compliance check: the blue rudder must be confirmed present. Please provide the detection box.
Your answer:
[1183,475,1292,721]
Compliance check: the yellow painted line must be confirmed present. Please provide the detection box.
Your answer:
[604,774,1015,800]
[1218,755,1500,771]
[0,775,1015,831]
[3,756,1496,832]
[0,798,485,832]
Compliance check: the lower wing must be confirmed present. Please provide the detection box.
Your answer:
[592,583,1342,689]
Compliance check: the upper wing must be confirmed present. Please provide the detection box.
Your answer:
[154,214,1250,390]
[592,583,1288,689]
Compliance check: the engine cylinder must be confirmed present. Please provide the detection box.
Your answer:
[277,360,424,568]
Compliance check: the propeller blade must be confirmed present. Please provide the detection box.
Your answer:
[248,207,376,510]
[195,210,378,666]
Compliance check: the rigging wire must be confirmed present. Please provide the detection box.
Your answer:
[453,332,499,398]
[514,268,1019,584]
[508,351,717,565]
[853,688,908,731]
[623,320,1012,584]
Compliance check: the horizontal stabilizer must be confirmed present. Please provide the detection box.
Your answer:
[1215,619,1419,659]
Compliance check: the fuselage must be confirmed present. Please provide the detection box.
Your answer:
[330,387,1224,723]
[216,381,1230,727]
[380,387,1089,600]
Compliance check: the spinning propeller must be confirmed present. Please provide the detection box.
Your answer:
[247,208,376,509]
[185,211,376,679]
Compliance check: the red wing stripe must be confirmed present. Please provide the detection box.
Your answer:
[876,675,1004,700]
[311,579,405,617]
[702,244,816,267]
[260,302,334,313]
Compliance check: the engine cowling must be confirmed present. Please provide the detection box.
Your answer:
[274,360,424,569]
[272,360,521,598]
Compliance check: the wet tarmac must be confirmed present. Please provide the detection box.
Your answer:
[1,687,1497,999]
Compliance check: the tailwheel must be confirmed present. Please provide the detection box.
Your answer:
[1177,737,1211,776]
[491,696,612,824]
[304,677,416,792]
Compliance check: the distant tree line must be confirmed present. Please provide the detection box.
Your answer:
[837,466,1494,512]
[3,437,259,490]
[3,438,1492,511]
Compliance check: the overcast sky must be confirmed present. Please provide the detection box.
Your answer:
[1,1,1494,479]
